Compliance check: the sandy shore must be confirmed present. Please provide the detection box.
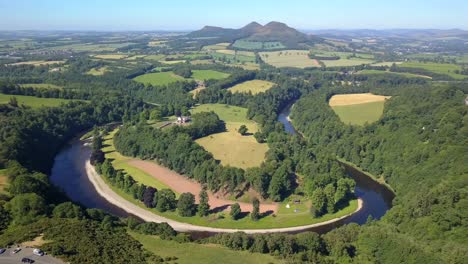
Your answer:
[86,159,363,233]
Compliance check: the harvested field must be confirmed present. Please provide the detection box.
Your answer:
[259,50,319,68]
[329,93,391,106]
[329,93,391,125]
[228,80,275,94]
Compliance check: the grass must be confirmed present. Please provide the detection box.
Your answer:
[191,70,229,81]
[102,130,173,192]
[358,69,432,79]
[133,72,185,86]
[143,54,166,61]
[0,93,80,108]
[232,40,286,50]
[87,66,109,76]
[8,60,65,66]
[19,83,62,89]
[331,101,387,125]
[202,42,231,50]
[228,80,275,95]
[191,104,268,169]
[93,54,128,59]
[211,52,256,63]
[399,61,466,79]
[47,42,134,52]
[259,50,319,68]
[129,231,283,264]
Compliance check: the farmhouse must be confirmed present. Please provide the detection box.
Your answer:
[176,116,191,124]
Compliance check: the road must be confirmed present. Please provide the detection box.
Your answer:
[86,159,363,233]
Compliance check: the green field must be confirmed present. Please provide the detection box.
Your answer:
[191,69,229,81]
[93,54,128,59]
[259,50,319,68]
[358,69,432,79]
[133,72,184,86]
[233,39,286,50]
[191,104,268,169]
[19,83,62,89]
[130,232,283,264]
[211,52,256,63]
[331,101,387,125]
[228,80,275,94]
[47,42,135,52]
[87,66,110,76]
[0,93,78,108]
[399,62,466,79]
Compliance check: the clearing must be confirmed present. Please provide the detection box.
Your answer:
[0,93,79,108]
[191,104,268,169]
[259,50,319,68]
[134,70,229,86]
[87,66,110,76]
[228,80,275,94]
[329,93,391,125]
[130,231,283,264]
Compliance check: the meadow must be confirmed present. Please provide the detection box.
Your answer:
[93,54,128,59]
[202,42,231,50]
[399,61,466,79]
[228,79,275,94]
[9,60,65,66]
[47,42,135,52]
[211,52,256,63]
[133,70,229,86]
[358,69,432,79]
[329,93,391,125]
[232,39,286,50]
[0,93,78,108]
[87,66,110,76]
[259,50,319,68]
[191,104,268,169]
[129,232,283,264]
[191,69,229,81]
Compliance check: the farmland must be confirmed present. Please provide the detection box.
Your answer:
[233,39,285,50]
[259,50,319,68]
[0,93,79,108]
[19,83,62,89]
[93,54,128,59]
[358,69,432,79]
[202,42,231,50]
[191,69,229,81]
[87,66,110,75]
[133,72,185,86]
[399,62,467,79]
[329,93,391,125]
[228,79,275,94]
[191,104,268,169]
[8,60,65,66]
[130,232,283,264]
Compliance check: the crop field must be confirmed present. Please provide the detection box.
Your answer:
[191,69,229,81]
[232,39,285,50]
[93,54,128,59]
[202,42,231,50]
[148,40,167,46]
[215,49,256,57]
[228,80,275,94]
[159,59,186,64]
[130,232,283,264]
[329,93,391,125]
[358,69,432,79]
[19,83,62,89]
[399,62,466,79]
[310,51,375,67]
[142,54,165,61]
[0,93,78,108]
[87,66,110,75]
[133,72,184,86]
[102,130,172,191]
[211,51,256,63]
[9,60,65,66]
[259,50,319,68]
[192,104,268,169]
[371,61,403,67]
[47,42,135,52]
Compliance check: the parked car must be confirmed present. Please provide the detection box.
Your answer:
[21,258,35,263]
[12,247,21,254]
[33,248,44,256]
[0,248,6,254]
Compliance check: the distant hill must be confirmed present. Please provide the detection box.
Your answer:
[187,21,322,50]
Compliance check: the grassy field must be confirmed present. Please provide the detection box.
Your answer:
[0,93,77,108]
[211,52,256,63]
[228,80,275,94]
[133,72,184,86]
[47,42,134,52]
[202,42,231,50]
[259,50,319,68]
[191,70,229,81]
[233,40,286,50]
[9,60,65,66]
[102,130,174,192]
[371,61,403,67]
[87,66,110,76]
[358,69,432,79]
[191,104,268,169]
[19,83,62,89]
[93,54,128,59]
[329,93,391,125]
[130,231,283,264]
[143,54,166,61]
[399,62,466,79]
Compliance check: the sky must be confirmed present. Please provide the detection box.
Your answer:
[0,0,467,31]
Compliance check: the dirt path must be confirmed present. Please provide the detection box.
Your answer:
[86,159,363,233]
[127,160,278,213]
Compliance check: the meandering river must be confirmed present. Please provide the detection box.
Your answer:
[50,104,394,234]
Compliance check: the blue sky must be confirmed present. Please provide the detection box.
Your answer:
[0,0,467,31]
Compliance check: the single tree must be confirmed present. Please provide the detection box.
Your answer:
[238,125,248,135]
[177,192,196,217]
[230,203,241,220]
[156,189,176,212]
[251,198,260,221]
[198,189,210,217]
[143,187,157,208]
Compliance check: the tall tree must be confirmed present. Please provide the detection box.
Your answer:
[251,198,260,221]
[177,192,196,217]
[198,189,210,217]
[230,203,241,220]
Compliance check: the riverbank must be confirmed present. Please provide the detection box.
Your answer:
[86,156,363,233]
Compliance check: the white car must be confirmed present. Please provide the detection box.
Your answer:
[33,248,44,256]
[12,248,21,254]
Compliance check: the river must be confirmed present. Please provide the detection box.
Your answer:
[49,104,394,234]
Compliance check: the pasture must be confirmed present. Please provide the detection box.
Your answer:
[9,60,65,66]
[358,69,432,79]
[133,72,184,86]
[399,62,466,79]
[233,39,285,50]
[87,66,110,75]
[211,51,256,63]
[93,54,128,59]
[47,42,134,52]
[202,42,231,50]
[259,50,319,68]
[329,93,391,125]
[0,93,77,108]
[228,80,275,94]
[130,232,283,264]
[191,104,268,169]
[191,69,229,81]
